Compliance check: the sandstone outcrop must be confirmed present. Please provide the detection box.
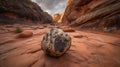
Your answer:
[53,13,61,23]
[62,0,120,31]
[0,0,53,24]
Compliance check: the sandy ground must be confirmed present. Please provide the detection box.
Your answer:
[0,24,120,67]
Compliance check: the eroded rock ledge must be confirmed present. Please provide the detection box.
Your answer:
[0,0,53,24]
[62,0,120,31]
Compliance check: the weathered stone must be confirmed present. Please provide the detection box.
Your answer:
[41,28,71,57]
[16,31,33,38]
[63,28,75,32]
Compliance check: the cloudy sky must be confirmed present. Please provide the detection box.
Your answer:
[32,0,67,15]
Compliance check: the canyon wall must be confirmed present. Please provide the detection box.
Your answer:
[0,0,53,24]
[62,0,120,31]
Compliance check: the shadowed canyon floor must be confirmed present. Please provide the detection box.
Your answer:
[0,24,120,67]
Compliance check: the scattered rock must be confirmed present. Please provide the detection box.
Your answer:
[16,31,33,38]
[41,28,71,57]
[74,35,84,38]
[63,28,75,32]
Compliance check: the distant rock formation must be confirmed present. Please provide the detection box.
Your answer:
[53,13,61,23]
[0,0,53,24]
[62,0,120,31]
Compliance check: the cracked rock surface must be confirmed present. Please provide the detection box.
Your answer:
[41,28,71,57]
[0,24,120,67]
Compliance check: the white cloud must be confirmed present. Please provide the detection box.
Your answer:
[32,0,67,15]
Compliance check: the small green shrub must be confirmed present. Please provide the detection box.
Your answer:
[15,27,23,33]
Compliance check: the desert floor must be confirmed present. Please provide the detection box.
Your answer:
[0,24,120,67]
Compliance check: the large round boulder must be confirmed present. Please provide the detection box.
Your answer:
[41,28,71,57]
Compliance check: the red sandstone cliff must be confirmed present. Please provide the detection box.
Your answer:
[62,0,120,31]
[0,0,53,24]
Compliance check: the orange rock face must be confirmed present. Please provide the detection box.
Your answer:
[53,13,61,23]
[62,0,120,31]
